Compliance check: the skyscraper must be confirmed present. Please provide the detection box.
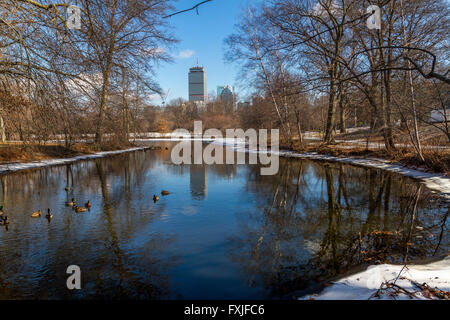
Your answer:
[188,66,207,104]
[217,85,235,111]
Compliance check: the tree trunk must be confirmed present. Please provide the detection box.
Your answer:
[339,92,346,134]
[383,75,395,150]
[121,68,130,144]
[383,11,396,151]
[324,78,338,144]
[0,112,6,143]
[295,111,303,144]
[95,63,112,145]
[324,32,342,144]
[400,0,424,162]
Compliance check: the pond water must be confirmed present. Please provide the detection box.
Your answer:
[0,142,448,299]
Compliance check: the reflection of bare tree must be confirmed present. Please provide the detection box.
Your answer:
[0,151,179,299]
[317,165,340,274]
[434,210,449,256]
[1,175,7,202]
[228,159,449,297]
[75,159,177,299]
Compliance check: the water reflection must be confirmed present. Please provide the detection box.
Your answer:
[190,165,208,200]
[228,159,448,298]
[0,143,447,299]
[0,151,178,299]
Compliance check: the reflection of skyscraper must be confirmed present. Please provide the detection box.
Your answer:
[190,165,208,200]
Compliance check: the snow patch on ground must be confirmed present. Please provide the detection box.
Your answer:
[299,256,450,300]
[0,147,149,174]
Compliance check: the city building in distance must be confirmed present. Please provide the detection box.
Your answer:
[188,65,207,111]
[217,85,235,112]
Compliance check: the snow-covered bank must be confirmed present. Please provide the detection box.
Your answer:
[215,139,450,201]
[0,147,150,174]
[278,151,450,201]
[298,256,450,300]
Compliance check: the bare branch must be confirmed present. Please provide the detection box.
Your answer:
[163,0,213,19]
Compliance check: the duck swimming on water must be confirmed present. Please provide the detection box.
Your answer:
[46,208,53,219]
[153,195,159,202]
[31,210,42,218]
[74,206,86,213]
[0,216,8,225]
[66,198,76,207]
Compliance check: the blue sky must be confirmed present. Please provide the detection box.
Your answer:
[152,0,256,105]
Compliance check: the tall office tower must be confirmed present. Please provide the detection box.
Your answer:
[217,85,225,97]
[188,66,207,104]
[217,85,235,111]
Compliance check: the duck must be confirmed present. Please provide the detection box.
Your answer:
[153,195,159,202]
[161,190,170,196]
[0,216,9,225]
[31,210,42,218]
[66,198,76,207]
[45,208,53,219]
[65,186,70,192]
[85,200,91,209]
[74,206,86,213]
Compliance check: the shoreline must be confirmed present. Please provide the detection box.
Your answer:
[278,151,450,201]
[1,139,448,300]
[0,146,151,175]
[141,137,450,299]
[195,137,450,200]
[2,139,449,201]
[211,139,450,201]
[297,256,450,300]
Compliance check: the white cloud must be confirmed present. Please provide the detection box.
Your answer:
[140,47,166,58]
[173,49,195,59]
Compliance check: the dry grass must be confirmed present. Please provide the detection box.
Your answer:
[274,128,449,175]
[0,140,137,164]
[285,142,450,175]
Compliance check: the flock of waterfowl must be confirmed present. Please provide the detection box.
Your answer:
[30,188,92,220]
[0,188,92,228]
[63,197,91,213]
[62,186,91,214]
[0,187,170,228]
